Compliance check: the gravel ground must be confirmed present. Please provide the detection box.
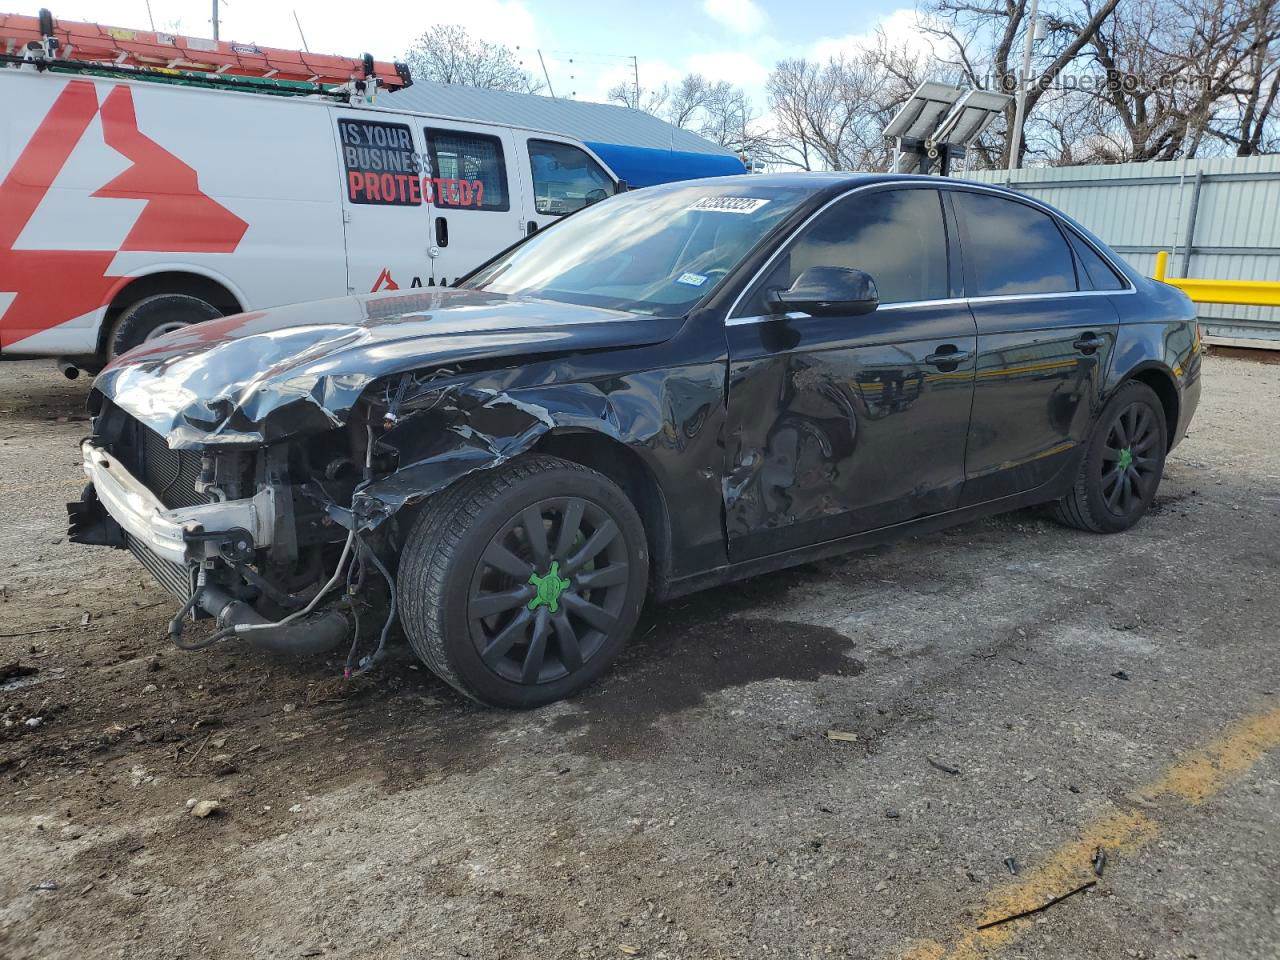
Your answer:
[1,353,1277,960]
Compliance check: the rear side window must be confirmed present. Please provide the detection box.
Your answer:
[338,119,422,205]
[1065,229,1128,290]
[953,191,1076,296]
[528,140,615,216]
[762,188,949,307]
[423,128,509,211]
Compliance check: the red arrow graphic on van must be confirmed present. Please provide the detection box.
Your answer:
[0,80,249,349]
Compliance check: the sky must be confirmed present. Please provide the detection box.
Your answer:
[47,0,923,112]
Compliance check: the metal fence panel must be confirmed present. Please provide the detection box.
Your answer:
[965,155,1280,341]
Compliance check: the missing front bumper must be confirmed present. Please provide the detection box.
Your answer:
[72,441,277,566]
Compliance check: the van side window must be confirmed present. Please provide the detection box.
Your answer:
[338,119,422,206]
[528,140,615,216]
[423,128,510,212]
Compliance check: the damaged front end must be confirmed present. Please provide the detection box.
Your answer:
[68,289,689,670]
[71,394,366,661]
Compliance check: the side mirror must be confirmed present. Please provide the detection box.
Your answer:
[768,266,879,317]
[614,180,630,193]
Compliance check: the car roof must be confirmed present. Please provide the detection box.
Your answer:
[647,170,1022,197]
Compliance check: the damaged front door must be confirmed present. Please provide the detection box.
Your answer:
[722,186,977,562]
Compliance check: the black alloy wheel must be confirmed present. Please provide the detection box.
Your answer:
[398,455,649,707]
[1099,401,1161,518]
[1050,380,1167,533]
[468,496,631,686]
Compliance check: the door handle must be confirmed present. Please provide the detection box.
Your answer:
[435,216,449,248]
[926,345,971,368]
[527,221,539,237]
[1073,332,1100,353]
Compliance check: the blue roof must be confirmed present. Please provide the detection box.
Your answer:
[384,81,745,185]
[583,142,746,187]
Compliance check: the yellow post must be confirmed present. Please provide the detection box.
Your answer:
[1148,249,1280,306]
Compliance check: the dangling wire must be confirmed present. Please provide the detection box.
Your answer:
[348,535,397,678]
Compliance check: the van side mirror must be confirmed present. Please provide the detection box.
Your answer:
[614,180,629,193]
[768,266,879,316]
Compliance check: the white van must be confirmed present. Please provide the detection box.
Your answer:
[0,56,743,372]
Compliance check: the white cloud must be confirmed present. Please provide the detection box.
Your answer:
[702,0,768,36]
[686,51,771,89]
[811,7,934,63]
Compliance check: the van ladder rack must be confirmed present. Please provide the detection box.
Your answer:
[0,10,411,100]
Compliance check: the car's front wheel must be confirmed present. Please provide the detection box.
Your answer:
[398,455,649,707]
[1050,380,1168,533]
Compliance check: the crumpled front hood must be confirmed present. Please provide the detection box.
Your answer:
[93,288,682,447]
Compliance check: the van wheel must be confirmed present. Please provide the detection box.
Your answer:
[1049,381,1167,533]
[398,456,649,708]
[110,294,223,357]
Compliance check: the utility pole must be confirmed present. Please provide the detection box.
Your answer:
[211,0,221,41]
[537,49,556,98]
[1007,0,1040,170]
[293,10,309,52]
[631,55,640,109]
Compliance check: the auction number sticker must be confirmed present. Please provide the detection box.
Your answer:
[689,196,769,214]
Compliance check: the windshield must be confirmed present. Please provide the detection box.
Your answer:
[463,182,811,316]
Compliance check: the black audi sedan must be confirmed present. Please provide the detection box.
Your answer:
[69,173,1202,707]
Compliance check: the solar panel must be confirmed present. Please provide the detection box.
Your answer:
[883,82,964,141]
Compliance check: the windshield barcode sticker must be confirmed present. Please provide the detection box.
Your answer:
[676,272,709,287]
[689,197,769,214]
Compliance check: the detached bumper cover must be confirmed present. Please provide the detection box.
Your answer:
[76,441,276,565]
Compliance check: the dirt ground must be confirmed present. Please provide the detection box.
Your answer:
[1,353,1277,960]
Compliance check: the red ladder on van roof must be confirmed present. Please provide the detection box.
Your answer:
[0,11,411,91]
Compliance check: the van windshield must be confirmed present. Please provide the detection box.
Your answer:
[463,183,811,316]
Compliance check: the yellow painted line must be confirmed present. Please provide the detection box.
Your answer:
[1145,706,1280,804]
[902,704,1280,960]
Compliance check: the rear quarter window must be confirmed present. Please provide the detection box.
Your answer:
[1065,229,1128,291]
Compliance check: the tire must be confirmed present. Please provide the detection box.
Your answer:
[398,455,649,708]
[1049,381,1167,533]
[110,294,223,357]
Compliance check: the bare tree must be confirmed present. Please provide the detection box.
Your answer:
[606,79,670,115]
[668,74,713,127]
[764,30,933,171]
[923,0,1122,166]
[403,24,543,94]
[1232,0,1280,153]
[609,72,770,162]
[1069,0,1280,160]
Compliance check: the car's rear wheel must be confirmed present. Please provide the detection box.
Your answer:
[1050,380,1167,533]
[110,294,222,357]
[398,455,649,708]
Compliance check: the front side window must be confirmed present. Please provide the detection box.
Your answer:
[751,188,949,311]
[424,128,509,211]
[465,183,811,316]
[338,119,422,206]
[528,140,615,216]
[953,191,1077,296]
